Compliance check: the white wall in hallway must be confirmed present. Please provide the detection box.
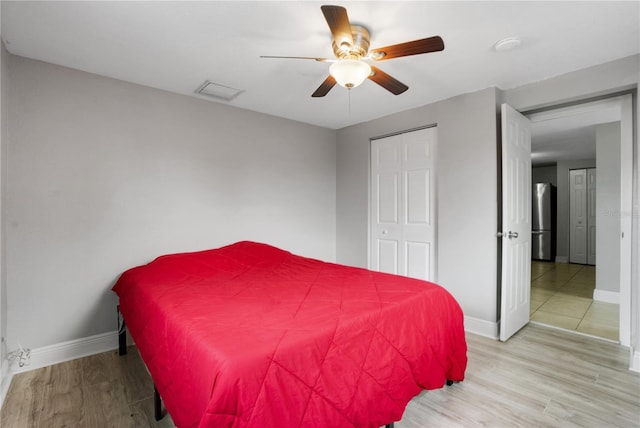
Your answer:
[595,122,621,297]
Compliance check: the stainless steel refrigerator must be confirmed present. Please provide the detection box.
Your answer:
[532,183,556,261]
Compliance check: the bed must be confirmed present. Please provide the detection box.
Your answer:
[112,241,467,428]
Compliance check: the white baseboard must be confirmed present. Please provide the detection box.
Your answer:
[555,256,569,263]
[593,289,619,304]
[11,331,119,374]
[464,316,498,339]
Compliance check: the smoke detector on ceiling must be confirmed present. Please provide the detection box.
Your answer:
[494,37,521,52]
[195,81,244,101]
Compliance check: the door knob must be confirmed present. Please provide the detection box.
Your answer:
[507,231,519,239]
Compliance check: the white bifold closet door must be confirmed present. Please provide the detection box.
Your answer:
[569,168,596,265]
[370,127,437,282]
[569,169,588,264]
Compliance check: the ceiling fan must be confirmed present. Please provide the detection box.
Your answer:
[261,5,444,97]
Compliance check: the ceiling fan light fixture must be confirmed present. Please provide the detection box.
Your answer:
[264,5,444,97]
[329,59,371,89]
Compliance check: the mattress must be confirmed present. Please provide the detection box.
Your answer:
[112,241,467,427]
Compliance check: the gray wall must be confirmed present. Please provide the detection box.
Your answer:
[0,16,7,386]
[336,88,499,328]
[556,159,596,261]
[335,55,638,338]
[596,122,621,294]
[3,46,639,366]
[5,54,337,350]
[503,55,638,111]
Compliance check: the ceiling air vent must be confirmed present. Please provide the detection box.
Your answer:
[195,81,244,101]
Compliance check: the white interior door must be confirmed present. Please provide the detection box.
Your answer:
[569,169,587,264]
[370,127,437,281]
[500,104,531,342]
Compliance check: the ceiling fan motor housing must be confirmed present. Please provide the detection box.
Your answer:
[332,25,370,59]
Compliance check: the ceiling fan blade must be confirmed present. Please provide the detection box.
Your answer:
[369,36,444,60]
[260,55,332,62]
[368,66,408,95]
[312,75,337,97]
[321,5,354,49]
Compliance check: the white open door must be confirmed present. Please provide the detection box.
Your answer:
[500,104,532,341]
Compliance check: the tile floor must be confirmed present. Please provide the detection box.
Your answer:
[530,261,619,341]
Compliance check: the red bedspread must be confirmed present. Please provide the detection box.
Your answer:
[113,241,467,428]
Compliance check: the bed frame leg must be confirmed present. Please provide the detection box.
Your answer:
[446,380,454,386]
[117,305,127,356]
[385,424,394,428]
[154,385,163,421]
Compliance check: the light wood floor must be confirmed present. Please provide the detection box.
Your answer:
[2,324,638,427]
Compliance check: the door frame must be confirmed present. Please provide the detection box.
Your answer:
[527,94,633,347]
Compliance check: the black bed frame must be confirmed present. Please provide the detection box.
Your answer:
[118,306,164,421]
[117,305,457,427]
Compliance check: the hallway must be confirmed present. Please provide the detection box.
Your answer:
[530,261,619,341]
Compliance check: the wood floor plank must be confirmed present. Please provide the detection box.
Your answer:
[31,359,85,427]
[81,379,136,428]
[37,384,84,427]
[129,397,176,428]
[1,323,638,427]
[81,347,153,404]
[128,397,159,427]
[42,358,83,390]
[0,369,45,427]
[81,350,120,385]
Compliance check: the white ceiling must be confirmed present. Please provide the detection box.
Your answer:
[2,1,638,132]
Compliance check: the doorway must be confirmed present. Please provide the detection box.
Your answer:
[526,95,632,344]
